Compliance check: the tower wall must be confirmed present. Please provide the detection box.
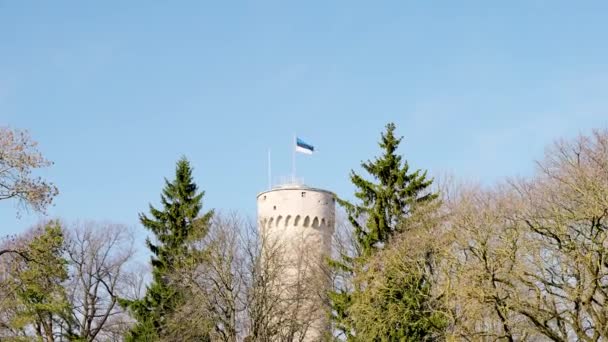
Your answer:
[256,185,335,341]
[258,186,335,254]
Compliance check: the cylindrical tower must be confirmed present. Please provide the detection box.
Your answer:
[257,183,335,341]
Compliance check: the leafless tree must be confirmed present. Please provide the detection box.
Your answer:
[246,227,328,342]
[63,221,138,341]
[509,129,608,341]
[440,129,608,341]
[442,184,535,341]
[165,213,243,341]
[243,221,288,341]
[164,212,328,342]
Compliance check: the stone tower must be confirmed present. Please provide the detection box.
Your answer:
[257,183,335,341]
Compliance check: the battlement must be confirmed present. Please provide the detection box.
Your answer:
[259,214,333,230]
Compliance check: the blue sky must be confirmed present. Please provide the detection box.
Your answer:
[2,1,608,236]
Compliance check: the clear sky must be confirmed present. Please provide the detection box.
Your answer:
[2,1,608,236]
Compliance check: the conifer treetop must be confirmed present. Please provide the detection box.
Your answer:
[343,122,437,255]
[122,157,212,341]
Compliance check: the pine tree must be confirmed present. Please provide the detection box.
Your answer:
[329,123,439,340]
[121,157,213,341]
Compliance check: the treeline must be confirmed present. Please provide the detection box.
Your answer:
[1,124,608,341]
[330,125,608,341]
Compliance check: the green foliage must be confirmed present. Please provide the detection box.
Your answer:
[122,157,213,341]
[348,208,448,342]
[329,123,441,340]
[349,267,447,341]
[8,221,72,340]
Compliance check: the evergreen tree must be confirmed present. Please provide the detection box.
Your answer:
[121,157,213,341]
[329,123,440,340]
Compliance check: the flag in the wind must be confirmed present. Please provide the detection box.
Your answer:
[295,137,314,154]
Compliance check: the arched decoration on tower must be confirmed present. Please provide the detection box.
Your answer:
[321,218,326,227]
[285,215,292,226]
[303,216,310,227]
[276,216,283,227]
[312,217,319,228]
[268,217,274,228]
[294,215,301,226]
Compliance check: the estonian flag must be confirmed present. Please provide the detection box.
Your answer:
[295,137,314,155]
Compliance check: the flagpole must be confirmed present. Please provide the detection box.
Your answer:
[268,148,272,190]
[292,134,296,183]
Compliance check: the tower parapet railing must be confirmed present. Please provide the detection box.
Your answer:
[272,175,306,189]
